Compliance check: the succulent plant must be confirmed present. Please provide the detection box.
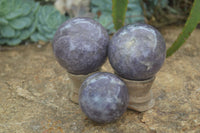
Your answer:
[0,0,67,46]
[79,72,128,123]
[52,17,109,75]
[0,0,39,45]
[30,5,67,42]
[108,23,166,80]
[90,0,145,33]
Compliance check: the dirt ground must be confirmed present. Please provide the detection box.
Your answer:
[0,26,200,133]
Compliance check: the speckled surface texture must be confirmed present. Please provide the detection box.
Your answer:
[53,17,109,75]
[109,23,166,80]
[0,27,200,132]
[79,72,128,123]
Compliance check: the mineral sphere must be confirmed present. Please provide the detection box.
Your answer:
[79,72,128,123]
[108,23,166,80]
[52,17,109,75]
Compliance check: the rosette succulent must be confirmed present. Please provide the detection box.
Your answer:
[90,0,145,33]
[30,5,66,42]
[0,0,39,45]
[0,0,67,46]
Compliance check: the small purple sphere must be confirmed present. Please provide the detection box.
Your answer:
[79,72,128,123]
[52,17,109,75]
[108,23,166,80]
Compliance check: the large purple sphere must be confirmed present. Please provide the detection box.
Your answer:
[108,23,166,80]
[79,72,128,123]
[52,17,109,75]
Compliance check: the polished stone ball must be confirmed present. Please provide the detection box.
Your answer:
[108,23,166,80]
[79,72,128,123]
[53,17,109,75]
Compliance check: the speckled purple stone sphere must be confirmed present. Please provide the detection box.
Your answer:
[52,17,109,75]
[108,23,166,80]
[79,72,128,123]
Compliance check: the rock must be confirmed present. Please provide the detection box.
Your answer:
[0,27,200,132]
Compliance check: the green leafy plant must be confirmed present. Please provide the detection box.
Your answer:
[166,0,200,57]
[91,0,145,33]
[0,0,39,45]
[91,0,114,33]
[112,0,128,30]
[0,0,66,46]
[125,0,145,25]
[30,5,66,42]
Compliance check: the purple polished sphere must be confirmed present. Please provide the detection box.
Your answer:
[79,72,128,123]
[53,17,109,75]
[108,23,166,80]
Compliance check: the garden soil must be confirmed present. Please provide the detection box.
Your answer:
[0,26,200,133]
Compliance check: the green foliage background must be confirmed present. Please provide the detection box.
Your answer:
[91,0,145,34]
[0,0,197,55]
[0,0,66,46]
[166,0,200,57]
[91,0,194,31]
